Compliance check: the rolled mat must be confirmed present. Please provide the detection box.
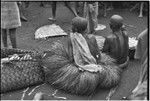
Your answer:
[1,48,45,94]
[43,41,122,96]
[1,48,35,58]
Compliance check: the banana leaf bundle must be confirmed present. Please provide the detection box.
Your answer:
[1,48,34,58]
[1,48,45,93]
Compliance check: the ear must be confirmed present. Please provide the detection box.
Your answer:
[109,23,113,29]
[73,27,78,33]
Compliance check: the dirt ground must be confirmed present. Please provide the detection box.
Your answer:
[1,2,148,100]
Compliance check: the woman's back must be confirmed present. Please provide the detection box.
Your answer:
[66,34,101,63]
[103,30,129,64]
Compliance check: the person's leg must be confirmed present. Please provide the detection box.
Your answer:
[65,2,78,17]
[83,2,87,18]
[104,3,107,17]
[48,2,57,21]
[75,2,80,14]
[138,2,144,17]
[24,1,30,8]
[130,3,139,12]
[52,2,57,19]
[18,2,28,22]
[87,4,95,34]
[9,28,17,48]
[40,2,44,7]
[1,29,8,48]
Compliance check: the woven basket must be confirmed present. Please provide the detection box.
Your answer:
[1,48,45,94]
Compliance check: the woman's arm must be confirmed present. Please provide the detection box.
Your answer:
[93,37,101,61]
[102,37,110,53]
[87,35,101,61]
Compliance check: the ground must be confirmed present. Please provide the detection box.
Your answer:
[1,2,148,100]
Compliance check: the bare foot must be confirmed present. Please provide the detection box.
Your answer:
[48,18,56,21]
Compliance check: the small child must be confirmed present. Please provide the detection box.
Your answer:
[102,15,129,65]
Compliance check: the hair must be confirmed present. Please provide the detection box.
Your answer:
[109,22,123,31]
[109,15,124,32]
[72,17,88,33]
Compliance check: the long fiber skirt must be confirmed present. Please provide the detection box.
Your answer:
[1,2,21,29]
[42,41,122,96]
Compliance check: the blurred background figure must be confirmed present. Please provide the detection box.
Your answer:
[99,2,114,17]
[83,2,99,34]
[130,2,147,17]
[122,28,148,100]
[48,2,78,23]
[1,2,21,48]
[17,2,28,22]
[122,49,147,100]
[134,29,148,60]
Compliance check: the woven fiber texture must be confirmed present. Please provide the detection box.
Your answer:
[1,48,45,94]
[43,41,121,96]
[1,48,35,58]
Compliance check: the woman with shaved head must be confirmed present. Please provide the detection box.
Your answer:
[102,15,129,68]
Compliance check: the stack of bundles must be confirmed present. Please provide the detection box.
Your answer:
[1,48,45,93]
[1,48,35,58]
[42,41,121,96]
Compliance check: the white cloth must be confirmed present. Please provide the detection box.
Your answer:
[1,2,21,29]
[70,33,103,73]
[83,2,99,33]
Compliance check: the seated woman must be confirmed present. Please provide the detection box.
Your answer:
[42,17,122,96]
[102,15,129,67]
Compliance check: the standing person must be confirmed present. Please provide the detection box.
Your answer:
[17,2,28,22]
[48,2,57,22]
[83,2,99,34]
[134,29,148,60]
[122,49,147,100]
[102,15,129,67]
[48,2,78,22]
[1,2,21,48]
[126,29,148,100]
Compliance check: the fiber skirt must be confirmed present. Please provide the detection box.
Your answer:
[1,2,21,29]
[42,41,122,96]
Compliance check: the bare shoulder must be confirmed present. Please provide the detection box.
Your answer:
[87,34,97,42]
[107,34,117,40]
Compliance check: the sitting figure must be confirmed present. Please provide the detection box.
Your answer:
[102,15,129,67]
[42,17,122,96]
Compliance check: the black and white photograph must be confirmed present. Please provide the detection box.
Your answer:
[1,0,149,100]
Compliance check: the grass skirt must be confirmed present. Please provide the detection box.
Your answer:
[1,48,45,93]
[43,41,121,96]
